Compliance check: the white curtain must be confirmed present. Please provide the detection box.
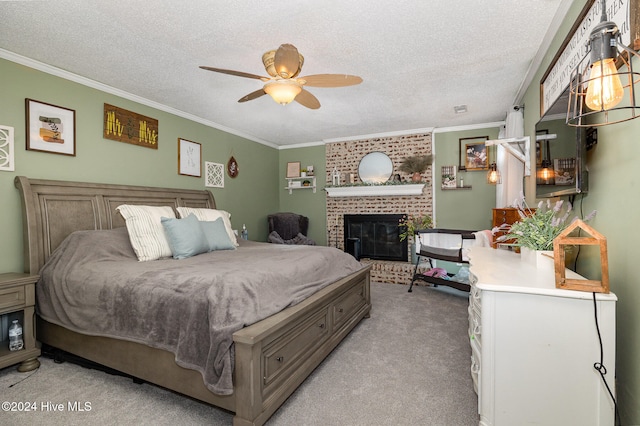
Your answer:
[496,108,524,207]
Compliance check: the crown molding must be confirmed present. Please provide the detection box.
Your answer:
[432,121,505,134]
[0,48,278,149]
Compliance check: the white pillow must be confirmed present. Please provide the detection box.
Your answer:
[116,205,176,261]
[176,207,238,246]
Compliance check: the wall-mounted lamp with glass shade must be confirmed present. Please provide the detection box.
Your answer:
[567,0,640,127]
[486,162,501,184]
[536,133,555,185]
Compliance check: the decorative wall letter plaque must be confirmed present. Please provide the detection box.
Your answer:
[103,104,158,149]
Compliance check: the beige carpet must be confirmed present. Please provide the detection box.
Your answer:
[0,282,478,425]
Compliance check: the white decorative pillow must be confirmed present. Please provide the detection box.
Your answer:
[116,204,176,261]
[176,207,238,246]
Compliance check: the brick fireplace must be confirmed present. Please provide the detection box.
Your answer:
[325,132,433,284]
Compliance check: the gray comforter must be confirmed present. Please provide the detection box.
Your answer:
[37,228,365,395]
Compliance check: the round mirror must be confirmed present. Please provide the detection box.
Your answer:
[358,152,393,184]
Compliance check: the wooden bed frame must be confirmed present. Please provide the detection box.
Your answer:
[15,176,371,426]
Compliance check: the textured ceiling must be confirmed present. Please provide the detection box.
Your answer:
[0,0,570,147]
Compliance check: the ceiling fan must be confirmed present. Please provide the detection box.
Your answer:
[200,44,362,109]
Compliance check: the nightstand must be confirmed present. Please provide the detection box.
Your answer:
[0,273,41,372]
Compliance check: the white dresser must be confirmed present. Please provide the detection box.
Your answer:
[468,247,617,426]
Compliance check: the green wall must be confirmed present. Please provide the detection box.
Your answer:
[520,0,639,423]
[0,58,279,273]
[434,127,500,230]
[277,145,327,245]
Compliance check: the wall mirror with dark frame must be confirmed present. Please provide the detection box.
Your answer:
[535,85,588,199]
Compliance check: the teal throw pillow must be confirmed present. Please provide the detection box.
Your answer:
[161,214,209,259]
[201,218,236,251]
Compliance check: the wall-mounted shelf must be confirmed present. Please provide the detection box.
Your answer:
[285,176,316,194]
[325,183,425,197]
[442,185,472,190]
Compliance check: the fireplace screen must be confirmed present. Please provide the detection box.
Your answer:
[344,214,407,262]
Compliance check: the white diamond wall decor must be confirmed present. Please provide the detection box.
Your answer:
[206,161,224,188]
[0,125,15,171]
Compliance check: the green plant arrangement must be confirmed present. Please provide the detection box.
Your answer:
[399,214,433,242]
[495,196,596,251]
[398,155,433,174]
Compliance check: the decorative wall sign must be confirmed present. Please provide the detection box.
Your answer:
[540,0,640,116]
[0,125,15,171]
[441,165,457,189]
[26,99,76,156]
[178,138,201,177]
[459,136,489,171]
[205,161,224,188]
[227,156,239,178]
[103,103,158,149]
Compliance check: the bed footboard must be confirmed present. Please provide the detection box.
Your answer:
[232,267,371,426]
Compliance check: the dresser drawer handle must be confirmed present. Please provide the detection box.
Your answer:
[318,323,325,329]
[276,356,284,362]
[337,307,344,313]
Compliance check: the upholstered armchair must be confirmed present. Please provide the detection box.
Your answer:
[267,212,316,245]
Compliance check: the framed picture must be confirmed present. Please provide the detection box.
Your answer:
[178,138,201,177]
[459,136,489,171]
[26,99,76,156]
[286,161,301,178]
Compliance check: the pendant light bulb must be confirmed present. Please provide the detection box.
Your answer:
[585,58,625,111]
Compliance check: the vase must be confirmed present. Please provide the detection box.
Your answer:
[411,172,422,182]
[520,247,554,271]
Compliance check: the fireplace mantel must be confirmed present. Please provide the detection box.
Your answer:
[325,183,425,197]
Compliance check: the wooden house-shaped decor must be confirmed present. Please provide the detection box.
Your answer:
[553,219,609,293]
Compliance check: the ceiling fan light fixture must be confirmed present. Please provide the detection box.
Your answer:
[264,80,303,105]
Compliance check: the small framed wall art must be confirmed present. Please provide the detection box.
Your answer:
[178,138,201,177]
[26,99,76,156]
[287,161,301,178]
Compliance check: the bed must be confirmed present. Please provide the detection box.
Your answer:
[14,176,371,426]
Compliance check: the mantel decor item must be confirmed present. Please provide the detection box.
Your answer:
[178,138,201,177]
[398,154,433,182]
[553,219,609,293]
[26,99,76,156]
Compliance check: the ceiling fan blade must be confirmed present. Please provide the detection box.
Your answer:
[238,89,266,103]
[301,74,363,87]
[200,66,266,80]
[295,89,321,109]
[274,44,301,79]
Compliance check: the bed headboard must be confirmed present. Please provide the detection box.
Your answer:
[14,176,217,274]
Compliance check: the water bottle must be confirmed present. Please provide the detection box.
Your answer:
[9,319,23,351]
[241,224,248,240]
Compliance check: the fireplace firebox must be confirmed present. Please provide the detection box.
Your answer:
[344,214,407,262]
